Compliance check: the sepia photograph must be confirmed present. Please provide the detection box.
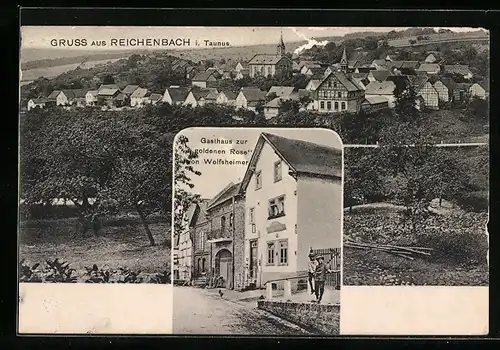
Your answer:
[18,23,489,335]
[172,128,343,335]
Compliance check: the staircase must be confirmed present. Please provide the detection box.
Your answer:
[192,276,208,288]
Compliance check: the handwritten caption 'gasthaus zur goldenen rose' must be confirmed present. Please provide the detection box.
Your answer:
[192,137,252,166]
[49,38,231,47]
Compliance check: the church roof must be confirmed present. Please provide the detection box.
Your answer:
[248,54,290,65]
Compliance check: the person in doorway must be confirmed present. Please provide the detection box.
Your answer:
[314,255,331,303]
[308,252,318,294]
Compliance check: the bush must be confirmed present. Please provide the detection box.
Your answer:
[456,191,489,212]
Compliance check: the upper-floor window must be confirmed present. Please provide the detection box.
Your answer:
[221,216,226,235]
[333,82,337,88]
[274,160,282,182]
[255,170,262,190]
[279,240,288,265]
[267,242,275,265]
[337,91,342,98]
[200,231,205,250]
[268,195,285,219]
[229,213,234,230]
[327,81,332,88]
[320,101,325,109]
[249,207,255,224]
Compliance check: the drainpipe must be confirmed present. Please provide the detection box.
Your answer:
[232,195,236,290]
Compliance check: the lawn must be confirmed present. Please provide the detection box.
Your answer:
[343,202,489,286]
[19,216,171,282]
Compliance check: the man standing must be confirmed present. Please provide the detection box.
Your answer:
[314,255,330,303]
[307,252,318,295]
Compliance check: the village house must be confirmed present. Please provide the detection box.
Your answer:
[351,72,370,90]
[444,65,474,80]
[130,87,149,107]
[324,65,341,78]
[190,200,211,282]
[361,96,390,112]
[64,89,89,107]
[433,80,450,102]
[185,66,200,80]
[204,183,246,290]
[172,59,190,72]
[455,83,473,102]
[440,77,458,102]
[215,90,238,106]
[85,90,98,106]
[121,85,139,97]
[263,97,282,119]
[365,81,397,108]
[414,77,439,110]
[144,93,163,105]
[367,70,391,83]
[95,84,121,107]
[417,63,441,75]
[305,79,322,91]
[425,53,438,63]
[47,90,69,106]
[27,98,47,111]
[235,61,249,73]
[192,70,219,88]
[234,69,250,80]
[239,133,342,290]
[184,88,219,107]
[469,83,487,100]
[370,59,387,69]
[248,34,293,78]
[266,86,295,100]
[162,86,191,105]
[313,70,365,113]
[235,87,267,112]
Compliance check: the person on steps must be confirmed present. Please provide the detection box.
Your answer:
[308,252,318,295]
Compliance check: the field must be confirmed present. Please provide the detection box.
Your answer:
[388,31,489,48]
[342,203,489,286]
[19,216,171,283]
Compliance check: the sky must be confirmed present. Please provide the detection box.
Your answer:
[175,127,342,199]
[20,26,485,51]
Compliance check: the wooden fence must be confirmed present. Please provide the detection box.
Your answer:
[312,247,341,288]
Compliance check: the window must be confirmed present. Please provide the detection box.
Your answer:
[229,213,234,230]
[337,91,342,98]
[274,160,282,182]
[334,101,339,110]
[249,208,255,224]
[221,216,226,235]
[320,101,325,109]
[268,195,285,219]
[202,258,206,272]
[200,231,205,250]
[255,170,262,190]
[267,67,271,76]
[327,81,331,88]
[279,240,288,265]
[333,82,337,88]
[342,102,346,110]
[267,242,275,265]
[327,101,332,110]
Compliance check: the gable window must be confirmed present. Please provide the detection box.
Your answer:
[327,81,332,88]
[334,101,339,110]
[249,207,255,224]
[327,101,332,110]
[268,195,285,219]
[342,102,346,110]
[274,160,282,182]
[267,242,275,265]
[279,240,288,265]
[337,91,342,98]
[255,170,262,190]
[320,101,325,109]
[333,82,337,88]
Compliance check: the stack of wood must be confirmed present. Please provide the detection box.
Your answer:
[344,239,433,260]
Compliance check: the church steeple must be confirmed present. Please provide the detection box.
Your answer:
[340,47,348,73]
[277,31,286,56]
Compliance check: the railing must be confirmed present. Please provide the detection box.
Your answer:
[207,227,233,241]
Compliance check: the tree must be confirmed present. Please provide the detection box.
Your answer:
[102,74,115,84]
[173,135,201,235]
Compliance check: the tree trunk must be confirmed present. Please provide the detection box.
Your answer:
[439,197,443,206]
[136,205,156,246]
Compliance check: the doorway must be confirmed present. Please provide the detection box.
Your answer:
[249,240,258,279]
[215,249,233,288]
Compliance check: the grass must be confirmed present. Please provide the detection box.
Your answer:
[343,203,489,286]
[422,109,488,143]
[19,216,171,278]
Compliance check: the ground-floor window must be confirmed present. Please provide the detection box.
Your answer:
[278,240,288,265]
[341,102,346,110]
[267,242,275,265]
[334,101,339,110]
[327,101,332,110]
[320,101,325,109]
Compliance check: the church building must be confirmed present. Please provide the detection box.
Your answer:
[248,32,293,78]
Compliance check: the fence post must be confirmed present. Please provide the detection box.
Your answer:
[266,282,273,299]
[284,280,292,299]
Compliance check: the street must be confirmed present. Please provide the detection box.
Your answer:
[173,287,310,335]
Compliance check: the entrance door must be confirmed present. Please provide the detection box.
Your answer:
[215,249,232,288]
[249,240,258,278]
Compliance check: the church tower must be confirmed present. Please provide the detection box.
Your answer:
[277,31,286,56]
[340,47,348,73]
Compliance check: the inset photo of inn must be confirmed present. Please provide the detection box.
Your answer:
[172,127,343,335]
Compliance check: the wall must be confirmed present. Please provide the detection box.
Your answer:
[296,176,342,273]
[244,141,298,288]
[257,300,340,335]
[433,82,449,102]
[183,92,198,107]
[235,93,247,109]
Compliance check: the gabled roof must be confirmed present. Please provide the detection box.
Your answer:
[439,77,458,90]
[365,81,396,95]
[417,63,440,72]
[63,89,89,99]
[351,72,369,79]
[264,97,282,108]
[267,86,295,98]
[456,83,473,90]
[192,88,218,100]
[412,76,430,91]
[148,93,163,101]
[248,54,291,65]
[306,79,322,89]
[166,87,190,102]
[130,88,149,99]
[317,71,362,92]
[362,96,389,105]
[308,67,326,78]
[207,182,241,210]
[47,90,62,99]
[240,133,342,192]
[192,71,217,82]
[239,87,266,102]
[115,92,126,101]
[237,61,249,69]
[480,77,490,92]
[97,87,120,96]
[30,98,47,104]
[86,90,98,97]
[219,90,238,100]
[369,70,391,82]
[400,61,420,69]
[371,59,386,66]
[444,65,473,76]
[98,84,119,91]
[122,85,140,95]
[386,75,411,90]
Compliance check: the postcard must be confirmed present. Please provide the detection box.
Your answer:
[18,24,489,335]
